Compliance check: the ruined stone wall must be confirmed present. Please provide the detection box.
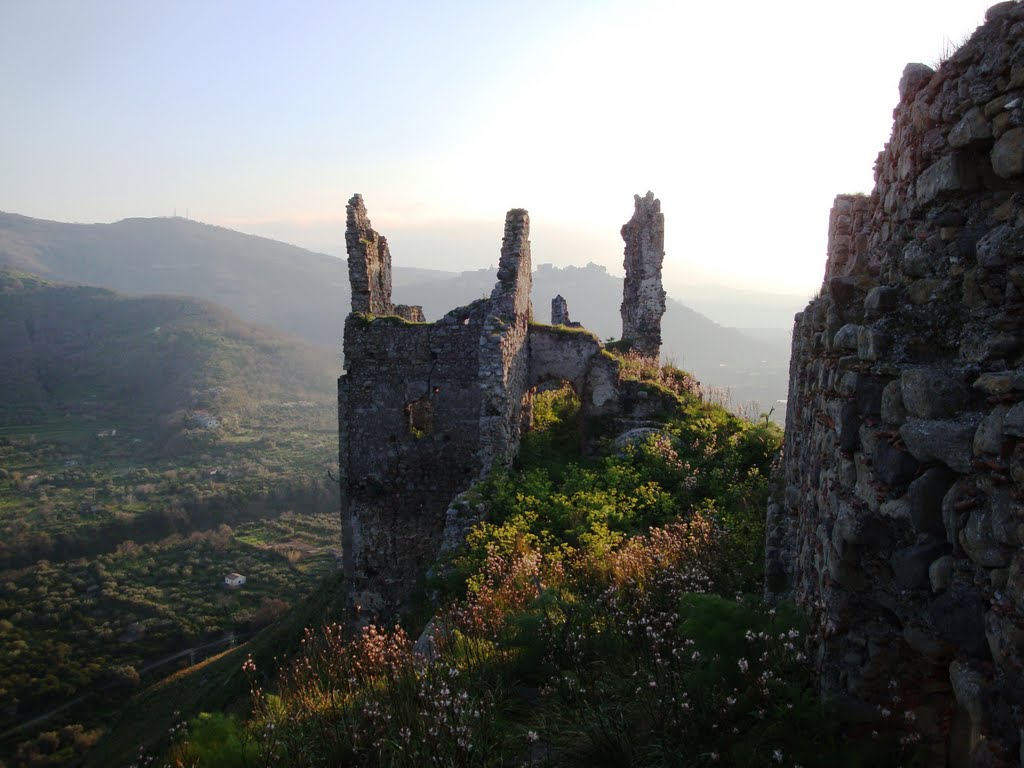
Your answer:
[345,194,394,316]
[621,191,667,358]
[477,210,533,470]
[768,4,1024,764]
[551,295,570,326]
[340,193,668,622]
[339,304,486,617]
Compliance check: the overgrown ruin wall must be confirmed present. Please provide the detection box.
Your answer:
[768,4,1024,764]
[340,193,669,621]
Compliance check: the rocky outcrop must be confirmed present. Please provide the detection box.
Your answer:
[620,191,667,358]
[768,4,1024,764]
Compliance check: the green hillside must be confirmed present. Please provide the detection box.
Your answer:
[0,268,336,437]
[0,269,342,764]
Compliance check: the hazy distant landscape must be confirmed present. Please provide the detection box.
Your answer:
[0,212,797,422]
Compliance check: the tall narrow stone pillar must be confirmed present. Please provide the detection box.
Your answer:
[620,191,666,358]
[345,194,393,315]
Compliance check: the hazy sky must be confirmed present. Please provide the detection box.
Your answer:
[0,0,994,294]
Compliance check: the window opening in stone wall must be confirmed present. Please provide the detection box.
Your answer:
[405,398,434,438]
[519,380,582,464]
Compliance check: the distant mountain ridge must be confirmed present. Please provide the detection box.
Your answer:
[0,212,349,348]
[0,211,789,415]
[0,268,336,436]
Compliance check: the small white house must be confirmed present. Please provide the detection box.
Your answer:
[224,573,246,588]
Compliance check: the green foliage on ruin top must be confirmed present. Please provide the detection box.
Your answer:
[527,321,603,343]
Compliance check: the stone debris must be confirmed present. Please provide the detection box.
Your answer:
[766,4,1024,764]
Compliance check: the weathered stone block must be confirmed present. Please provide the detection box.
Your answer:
[1004,402,1024,437]
[857,326,891,361]
[987,486,1020,546]
[881,379,908,425]
[985,610,1024,673]
[985,0,1017,21]
[874,438,919,486]
[949,107,992,148]
[901,242,933,277]
[893,540,951,589]
[828,276,865,318]
[833,323,861,352]
[901,416,983,474]
[961,505,1013,567]
[899,62,934,103]
[881,496,911,521]
[856,376,886,417]
[838,400,861,452]
[901,367,969,419]
[930,554,954,593]
[975,224,1019,268]
[960,331,1022,363]
[930,593,988,659]
[863,286,900,317]
[916,153,979,205]
[991,127,1024,178]
[972,369,1024,396]
[908,278,946,305]
[973,405,1009,455]
[909,466,955,536]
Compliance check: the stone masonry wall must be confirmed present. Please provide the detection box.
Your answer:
[477,209,533,471]
[767,4,1024,764]
[345,194,394,316]
[621,191,667,358]
[339,305,485,618]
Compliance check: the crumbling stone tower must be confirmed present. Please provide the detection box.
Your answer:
[339,193,669,622]
[344,194,425,322]
[620,191,667,358]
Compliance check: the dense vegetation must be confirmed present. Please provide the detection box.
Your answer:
[140,358,926,767]
[0,271,342,766]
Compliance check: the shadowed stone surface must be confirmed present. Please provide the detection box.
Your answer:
[765,5,1024,763]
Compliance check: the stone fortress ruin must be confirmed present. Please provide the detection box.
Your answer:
[339,191,670,621]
